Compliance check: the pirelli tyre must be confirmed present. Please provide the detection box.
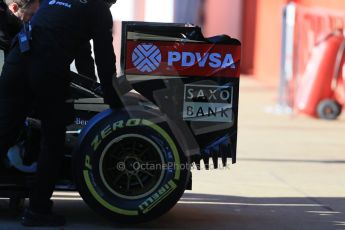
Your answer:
[73,109,189,223]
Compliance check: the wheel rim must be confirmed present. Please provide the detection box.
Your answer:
[99,134,166,200]
[324,106,335,117]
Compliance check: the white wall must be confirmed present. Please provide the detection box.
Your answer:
[110,0,135,21]
[145,0,174,23]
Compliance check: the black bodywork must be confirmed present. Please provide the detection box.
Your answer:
[0,22,240,207]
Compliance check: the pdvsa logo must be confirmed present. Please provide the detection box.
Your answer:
[48,0,71,8]
[128,42,239,77]
[168,52,236,69]
[132,44,162,73]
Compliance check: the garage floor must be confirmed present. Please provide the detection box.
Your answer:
[0,77,345,229]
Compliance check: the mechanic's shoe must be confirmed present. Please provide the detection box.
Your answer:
[21,209,66,227]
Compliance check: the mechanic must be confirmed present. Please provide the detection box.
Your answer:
[0,0,39,56]
[0,0,120,227]
[1,0,98,81]
[0,0,97,171]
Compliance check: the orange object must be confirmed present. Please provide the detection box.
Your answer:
[296,31,345,119]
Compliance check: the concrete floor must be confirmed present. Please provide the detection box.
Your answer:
[0,77,345,229]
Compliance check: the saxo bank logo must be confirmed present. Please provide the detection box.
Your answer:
[132,44,162,73]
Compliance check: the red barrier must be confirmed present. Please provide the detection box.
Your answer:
[292,6,345,119]
[296,31,344,119]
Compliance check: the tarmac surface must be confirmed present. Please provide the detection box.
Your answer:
[0,77,345,229]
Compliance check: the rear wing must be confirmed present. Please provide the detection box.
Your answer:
[120,21,241,169]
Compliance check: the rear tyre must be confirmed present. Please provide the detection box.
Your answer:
[317,99,342,120]
[73,109,189,223]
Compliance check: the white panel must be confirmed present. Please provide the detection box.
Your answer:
[0,51,4,72]
[145,0,174,22]
[174,0,202,24]
[110,0,135,21]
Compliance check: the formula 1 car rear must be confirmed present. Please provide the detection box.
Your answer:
[0,21,241,223]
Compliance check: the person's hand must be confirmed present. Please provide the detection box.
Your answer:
[102,88,123,109]
[113,75,133,95]
[93,85,104,97]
